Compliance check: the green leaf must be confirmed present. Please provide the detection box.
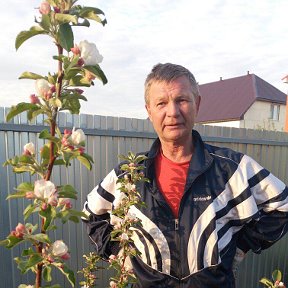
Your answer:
[84,65,108,85]
[27,107,45,121]
[259,277,274,287]
[43,265,52,282]
[41,144,50,160]
[58,185,77,199]
[18,182,34,192]
[4,235,24,248]
[39,205,55,230]
[0,239,9,246]
[58,23,74,52]
[13,166,35,174]
[49,98,62,108]
[39,129,60,143]
[55,13,77,24]
[23,203,39,221]
[53,159,66,165]
[6,103,38,122]
[79,7,107,26]
[39,14,51,31]
[272,269,282,282]
[15,26,47,50]
[58,264,75,287]
[68,75,91,87]
[77,155,92,170]
[28,233,51,244]
[6,190,27,200]
[22,247,35,257]
[18,71,45,80]
[60,98,81,114]
[68,209,87,219]
[68,216,79,223]
[73,18,90,27]
[25,253,43,270]
[18,155,34,164]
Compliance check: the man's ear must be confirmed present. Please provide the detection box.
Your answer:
[145,104,152,122]
[196,96,201,115]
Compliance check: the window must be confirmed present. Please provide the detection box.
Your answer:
[270,104,280,121]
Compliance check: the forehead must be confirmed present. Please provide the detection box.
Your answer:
[149,76,193,97]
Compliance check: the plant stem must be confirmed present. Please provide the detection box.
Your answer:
[36,43,64,288]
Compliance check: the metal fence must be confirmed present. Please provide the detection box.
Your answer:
[0,106,288,287]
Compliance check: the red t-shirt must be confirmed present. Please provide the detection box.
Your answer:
[155,150,190,218]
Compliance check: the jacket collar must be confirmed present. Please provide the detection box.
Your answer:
[146,130,214,185]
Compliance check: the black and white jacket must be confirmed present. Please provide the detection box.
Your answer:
[83,130,288,288]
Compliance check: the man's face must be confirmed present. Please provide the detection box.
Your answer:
[145,76,201,145]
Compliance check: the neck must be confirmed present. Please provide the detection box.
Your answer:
[160,140,193,163]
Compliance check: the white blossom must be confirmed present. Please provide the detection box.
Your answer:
[113,192,127,209]
[119,233,129,241]
[125,212,138,222]
[125,183,136,192]
[52,240,68,257]
[24,142,35,155]
[71,127,85,146]
[110,214,123,226]
[35,79,50,97]
[78,40,103,65]
[34,179,56,199]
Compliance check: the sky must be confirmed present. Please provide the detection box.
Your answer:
[0,0,288,119]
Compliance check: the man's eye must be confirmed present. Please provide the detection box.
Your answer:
[157,102,165,107]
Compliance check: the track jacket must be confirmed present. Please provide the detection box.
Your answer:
[83,130,288,288]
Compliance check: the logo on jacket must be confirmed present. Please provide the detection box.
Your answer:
[193,195,212,202]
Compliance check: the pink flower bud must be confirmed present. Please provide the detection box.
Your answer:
[25,191,35,199]
[53,6,60,13]
[44,90,53,100]
[64,129,72,136]
[108,254,117,263]
[74,88,84,94]
[41,202,48,210]
[77,58,85,67]
[23,142,35,156]
[78,147,85,155]
[47,255,55,263]
[85,71,96,82]
[48,195,58,207]
[61,137,70,147]
[109,281,117,288]
[71,45,81,55]
[39,1,51,15]
[30,94,40,104]
[50,85,56,93]
[15,223,26,238]
[59,198,72,210]
[61,252,71,260]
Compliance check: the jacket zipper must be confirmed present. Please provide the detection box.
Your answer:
[174,218,182,285]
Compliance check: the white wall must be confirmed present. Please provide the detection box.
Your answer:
[243,101,286,131]
[201,101,286,131]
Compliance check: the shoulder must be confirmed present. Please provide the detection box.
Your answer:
[204,143,245,166]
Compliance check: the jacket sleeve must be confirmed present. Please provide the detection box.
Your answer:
[237,155,288,254]
[82,168,122,259]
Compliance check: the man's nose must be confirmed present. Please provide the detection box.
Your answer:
[167,101,179,116]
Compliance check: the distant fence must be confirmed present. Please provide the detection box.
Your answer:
[0,106,288,287]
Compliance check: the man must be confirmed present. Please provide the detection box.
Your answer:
[83,63,288,287]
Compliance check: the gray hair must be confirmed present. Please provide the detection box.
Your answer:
[144,63,200,104]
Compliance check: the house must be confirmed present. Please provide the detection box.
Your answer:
[196,72,287,131]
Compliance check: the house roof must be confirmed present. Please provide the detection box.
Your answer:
[196,73,287,123]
